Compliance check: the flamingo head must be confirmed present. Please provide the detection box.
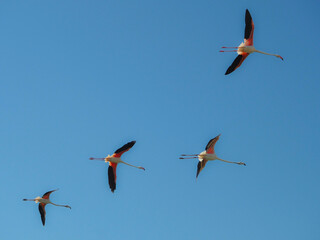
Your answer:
[139,166,146,171]
[239,162,246,166]
[276,55,284,61]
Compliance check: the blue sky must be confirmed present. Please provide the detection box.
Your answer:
[1,0,320,239]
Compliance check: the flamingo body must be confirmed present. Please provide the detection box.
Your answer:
[198,152,219,161]
[105,156,120,163]
[238,44,256,54]
[34,197,50,204]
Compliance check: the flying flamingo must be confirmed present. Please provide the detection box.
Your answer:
[90,141,145,193]
[220,9,283,75]
[23,189,71,226]
[180,134,246,178]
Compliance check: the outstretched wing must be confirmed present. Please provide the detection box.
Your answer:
[112,141,136,158]
[225,53,249,75]
[244,9,254,45]
[42,189,58,199]
[108,162,118,193]
[205,134,221,154]
[196,159,208,178]
[38,203,46,226]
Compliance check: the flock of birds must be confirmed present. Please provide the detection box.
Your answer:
[23,9,283,226]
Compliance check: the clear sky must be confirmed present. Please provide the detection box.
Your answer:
[1,0,320,239]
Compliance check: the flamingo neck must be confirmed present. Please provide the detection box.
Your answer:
[51,202,68,208]
[216,157,237,164]
[254,49,277,57]
[119,160,143,169]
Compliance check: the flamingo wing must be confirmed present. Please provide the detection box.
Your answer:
[42,189,58,199]
[112,141,136,158]
[108,162,118,192]
[244,9,254,45]
[38,203,46,226]
[205,134,221,154]
[196,159,208,178]
[225,53,249,75]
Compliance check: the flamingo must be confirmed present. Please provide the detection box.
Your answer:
[180,134,246,178]
[90,141,145,193]
[220,9,283,75]
[23,189,71,226]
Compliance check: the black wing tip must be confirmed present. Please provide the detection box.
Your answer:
[245,9,252,22]
[225,66,235,75]
[225,69,232,75]
[205,135,220,151]
[110,185,116,192]
[196,161,201,178]
[128,140,136,146]
[114,140,136,154]
[42,189,58,197]
[108,166,116,193]
[225,55,244,75]
[38,204,46,226]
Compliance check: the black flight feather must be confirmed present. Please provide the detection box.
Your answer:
[108,165,116,193]
[196,161,202,178]
[38,204,46,226]
[114,141,136,154]
[225,55,244,75]
[244,9,253,40]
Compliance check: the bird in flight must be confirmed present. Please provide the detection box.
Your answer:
[220,9,283,75]
[90,141,145,193]
[180,134,246,178]
[23,189,71,226]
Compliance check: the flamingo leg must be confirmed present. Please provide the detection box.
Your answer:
[89,158,105,161]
